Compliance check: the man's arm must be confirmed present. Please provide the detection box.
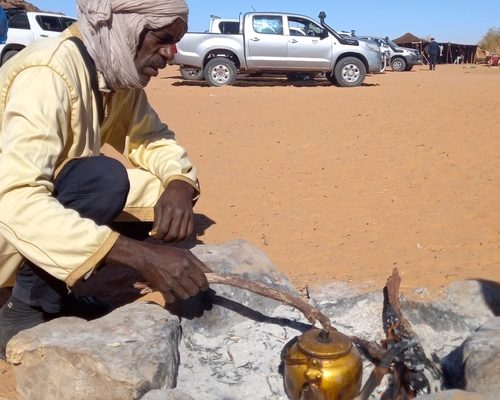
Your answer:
[0,66,118,285]
[123,89,200,242]
[105,235,210,303]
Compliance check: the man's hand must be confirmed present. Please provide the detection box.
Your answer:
[106,236,211,303]
[150,180,196,242]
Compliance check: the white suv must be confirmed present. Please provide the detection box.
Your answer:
[0,11,76,65]
[356,35,423,71]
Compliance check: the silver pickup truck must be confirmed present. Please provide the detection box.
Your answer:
[174,11,382,87]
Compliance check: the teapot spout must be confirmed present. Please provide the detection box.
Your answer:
[300,384,327,400]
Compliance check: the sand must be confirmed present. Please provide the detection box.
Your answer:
[1,63,499,397]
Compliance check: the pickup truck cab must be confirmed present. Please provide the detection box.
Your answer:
[175,11,382,87]
[356,35,423,71]
[0,10,76,65]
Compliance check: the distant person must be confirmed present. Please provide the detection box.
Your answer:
[0,6,7,44]
[426,38,440,70]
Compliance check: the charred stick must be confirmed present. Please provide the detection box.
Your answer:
[205,272,332,331]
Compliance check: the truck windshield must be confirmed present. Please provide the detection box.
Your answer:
[385,39,400,50]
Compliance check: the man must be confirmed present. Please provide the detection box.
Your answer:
[0,0,211,357]
[426,38,440,70]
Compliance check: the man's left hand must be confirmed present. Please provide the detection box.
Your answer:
[151,180,196,242]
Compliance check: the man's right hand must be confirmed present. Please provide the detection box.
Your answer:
[106,236,210,303]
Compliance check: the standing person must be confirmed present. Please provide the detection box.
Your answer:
[0,0,213,357]
[0,6,7,44]
[426,38,440,70]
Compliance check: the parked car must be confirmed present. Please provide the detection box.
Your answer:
[175,11,382,87]
[0,10,76,65]
[356,35,422,71]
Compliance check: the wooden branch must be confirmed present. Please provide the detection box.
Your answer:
[382,268,443,398]
[354,342,407,400]
[205,272,332,331]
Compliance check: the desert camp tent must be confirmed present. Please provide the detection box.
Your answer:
[392,32,478,64]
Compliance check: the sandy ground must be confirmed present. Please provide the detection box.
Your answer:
[1,63,499,397]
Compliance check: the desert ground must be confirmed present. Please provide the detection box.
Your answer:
[1,63,499,396]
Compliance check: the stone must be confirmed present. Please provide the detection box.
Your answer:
[7,303,181,400]
[175,241,307,399]
[4,240,500,400]
[180,240,298,337]
[463,317,500,396]
[306,279,500,398]
[140,389,194,400]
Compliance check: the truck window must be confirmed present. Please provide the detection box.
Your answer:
[8,13,30,30]
[288,17,322,38]
[36,15,63,32]
[252,15,283,35]
[290,27,306,36]
[218,21,239,34]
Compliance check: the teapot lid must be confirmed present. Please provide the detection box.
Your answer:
[297,328,352,358]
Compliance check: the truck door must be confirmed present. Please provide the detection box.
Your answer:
[285,16,332,69]
[6,13,35,46]
[245,15,288,69]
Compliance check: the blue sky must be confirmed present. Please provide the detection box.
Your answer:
[36,0,498,45]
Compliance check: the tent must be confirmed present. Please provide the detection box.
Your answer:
[392,32,478,64]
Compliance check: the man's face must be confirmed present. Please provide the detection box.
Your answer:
[135,18,187,86]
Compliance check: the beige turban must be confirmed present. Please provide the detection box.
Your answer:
[77,0,188,90]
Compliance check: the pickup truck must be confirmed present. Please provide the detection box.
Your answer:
[0,10,76,65]
[174,11,382,87]
[356,35,423,71]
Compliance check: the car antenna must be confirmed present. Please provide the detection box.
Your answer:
[250,4,256,11]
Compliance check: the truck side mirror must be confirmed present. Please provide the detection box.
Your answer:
[320,28,328,40]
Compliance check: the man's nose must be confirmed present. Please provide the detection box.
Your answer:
[159,44,177,61]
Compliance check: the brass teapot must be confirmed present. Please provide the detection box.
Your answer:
[203,273,363,400]
[284,328,362,400]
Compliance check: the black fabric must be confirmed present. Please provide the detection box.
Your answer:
[67,36,104,125]
[12,156,130,313]
[0,296,45,358]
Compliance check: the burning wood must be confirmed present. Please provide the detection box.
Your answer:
[356,268,443,399]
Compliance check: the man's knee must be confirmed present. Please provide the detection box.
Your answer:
[55,156,130,225]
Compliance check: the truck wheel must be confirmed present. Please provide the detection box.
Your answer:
[333,57,366,87]
[180,66,204,81]
[204,57,237,87]
[391,57,407,72]
[326,71,338,85]
[2,50,19,65]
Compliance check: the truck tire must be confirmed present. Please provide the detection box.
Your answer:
[180,66,204,81]
[2,49,19,65]
[204,57,237,87]
[391,57,407,72]
[332,57,366,87]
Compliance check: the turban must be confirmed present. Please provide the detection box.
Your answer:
[77,0,188,90]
